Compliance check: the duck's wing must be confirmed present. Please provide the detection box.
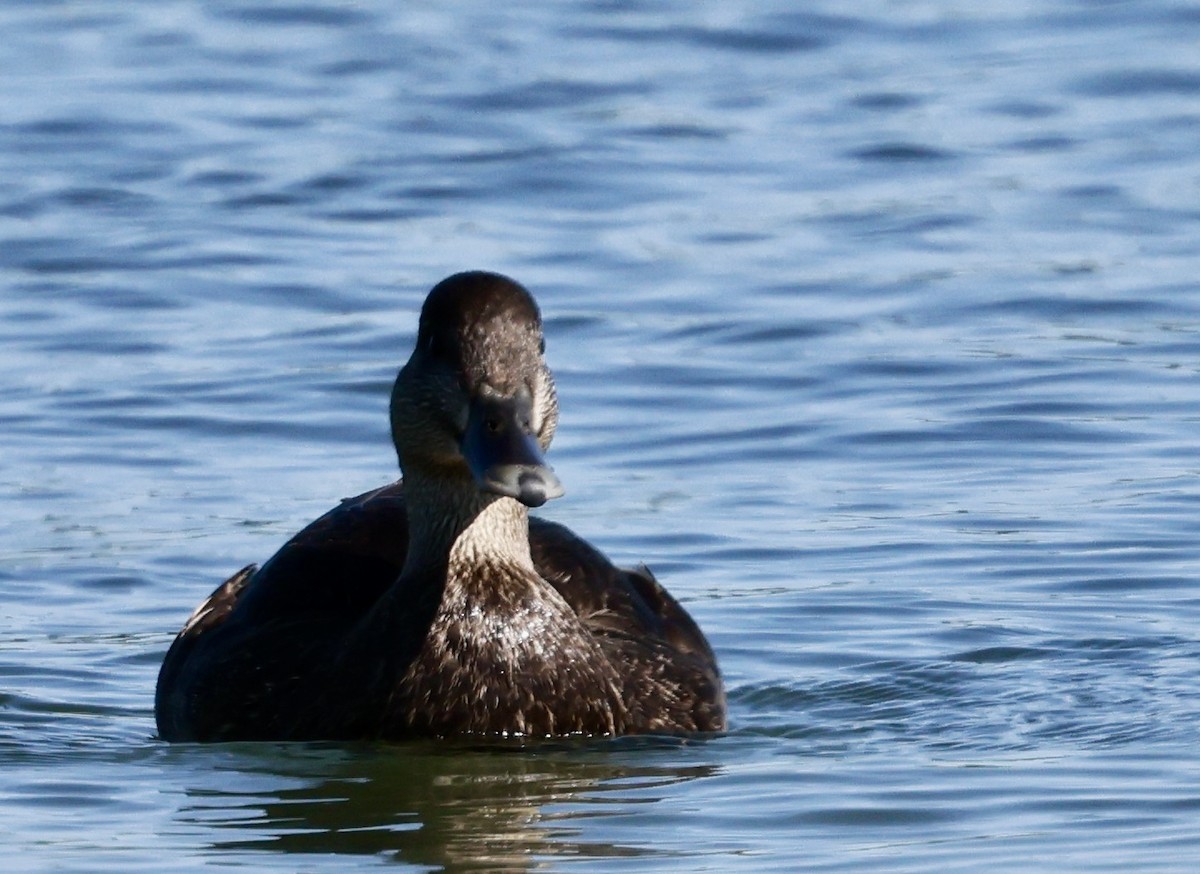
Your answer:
[162,481,410,642]
[528,518,716,658]
[154,562,257,718]
[155,482,412,740]
[529,518,727,732]
[225,481,410,626]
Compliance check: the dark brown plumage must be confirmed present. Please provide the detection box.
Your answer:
[155,271,726,742]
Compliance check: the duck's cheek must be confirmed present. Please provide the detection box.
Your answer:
[531,369,559,450]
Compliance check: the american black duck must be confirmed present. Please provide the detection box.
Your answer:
[155,271,726,741]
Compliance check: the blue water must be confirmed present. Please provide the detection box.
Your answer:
[3,1,1200,870]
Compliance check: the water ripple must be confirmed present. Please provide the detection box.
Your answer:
[2,0,1200,871]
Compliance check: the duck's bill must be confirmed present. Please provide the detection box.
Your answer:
[462,394,564,508]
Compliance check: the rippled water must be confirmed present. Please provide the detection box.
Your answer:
[3,1,1200,871]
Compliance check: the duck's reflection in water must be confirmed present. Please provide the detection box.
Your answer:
[171,738,719,869]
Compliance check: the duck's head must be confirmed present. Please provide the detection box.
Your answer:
[390,271,563,509]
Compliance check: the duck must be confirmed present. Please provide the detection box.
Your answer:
[155,271,726,742]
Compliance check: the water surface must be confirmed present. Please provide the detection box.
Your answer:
[3,1,1200,871]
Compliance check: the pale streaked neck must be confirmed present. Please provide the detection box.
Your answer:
[401,470,534,577]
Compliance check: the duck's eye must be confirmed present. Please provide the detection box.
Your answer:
[485,416,502,434]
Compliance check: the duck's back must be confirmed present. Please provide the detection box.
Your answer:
[155,482,725,740]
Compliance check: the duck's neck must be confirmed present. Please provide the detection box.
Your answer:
[401,471,533,578]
